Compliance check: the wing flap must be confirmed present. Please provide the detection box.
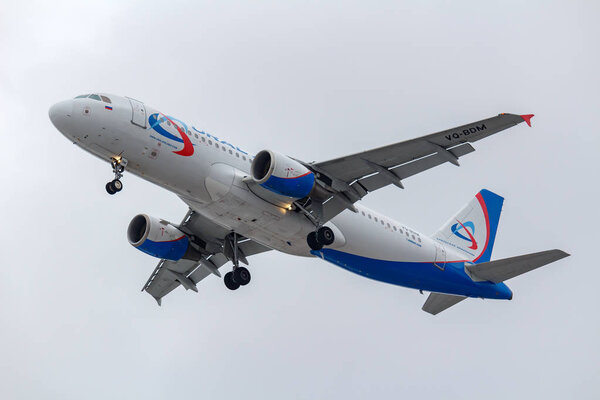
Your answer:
[466,249,569,283]
[422,293,467,315]
[188,253,228,283]
[142,259,199,304]
[356,143,475,192]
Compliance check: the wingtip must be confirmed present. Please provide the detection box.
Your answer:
[520,114,534,127]
[556,249,571,258]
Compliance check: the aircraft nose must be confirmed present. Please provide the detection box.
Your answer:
[48,100,73,132]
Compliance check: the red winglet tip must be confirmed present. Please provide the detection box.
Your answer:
[520,114,534,127]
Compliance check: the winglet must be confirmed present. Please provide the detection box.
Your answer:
[520,114,534,127]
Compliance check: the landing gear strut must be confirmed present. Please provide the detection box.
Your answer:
[224,232,252,290]
[307,226,335,251]
[106,156,126,195]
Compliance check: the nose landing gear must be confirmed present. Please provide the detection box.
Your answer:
[307,226,335,251]
[106,156,126,195]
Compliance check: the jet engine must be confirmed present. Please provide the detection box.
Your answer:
[127,214,200,261]
[251,150,315,199]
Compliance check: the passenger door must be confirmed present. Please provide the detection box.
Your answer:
[128,97,147,128]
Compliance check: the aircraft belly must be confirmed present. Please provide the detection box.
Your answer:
[184,179,315,257]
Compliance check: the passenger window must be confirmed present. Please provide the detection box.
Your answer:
[418,237,421,243]
[194,133,198,139]
[393,226,397,231]
[381,220,384,225]
[88,94,101,101]
[368,214,372,219]
[406,232,409,237]
[222,147,226,152]
[74,94,89,99]
[242,156,246,161]
[361,211,365,216]
[208,140,213,145]
[100,95,111,103]
[202,137,206,142]
[387,223,391,228]
[236,153,239,157]
[229,149,233,154]
[374,217,378,222]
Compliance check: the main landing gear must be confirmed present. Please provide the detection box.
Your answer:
[306,226,335,251]
[223,232,252,291]
[106,157,126,195]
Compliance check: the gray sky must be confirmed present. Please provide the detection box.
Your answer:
[1,1,598,398]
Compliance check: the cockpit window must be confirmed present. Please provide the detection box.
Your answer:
[100,95,111,103]
[74,94,89,99]
[88,94,101,101]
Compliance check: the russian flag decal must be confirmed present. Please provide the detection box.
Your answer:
[105,105,113,110]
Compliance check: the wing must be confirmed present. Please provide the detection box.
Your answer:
[141,209,271,305]
[300,113,533,222]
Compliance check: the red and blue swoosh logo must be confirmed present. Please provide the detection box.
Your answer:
[451,220,478,250]
[148,113,194,156]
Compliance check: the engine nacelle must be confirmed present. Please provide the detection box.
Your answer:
[251,150,315,199]
[127,214,196,261]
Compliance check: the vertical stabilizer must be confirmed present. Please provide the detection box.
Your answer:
[432,189,504,264]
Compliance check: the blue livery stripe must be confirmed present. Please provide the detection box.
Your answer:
[260,172,315,198]
[137,236,189,261]
[314,248,512,300]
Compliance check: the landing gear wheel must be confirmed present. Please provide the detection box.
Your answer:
[105,182,116,195]
[112,179,123,192]
[317,226,335,245]
[307,231,323,251]
[233,267,251,286]
[224,271,240,290]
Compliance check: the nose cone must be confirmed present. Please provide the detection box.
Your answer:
[49,100,74,134]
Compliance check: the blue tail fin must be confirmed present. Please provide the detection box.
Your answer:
[432,189,504,264]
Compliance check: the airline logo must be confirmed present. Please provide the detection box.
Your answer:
[148,113,194,157]
[451,220,478,250]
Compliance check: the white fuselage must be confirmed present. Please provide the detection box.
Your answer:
[51,93,498,296]
[50,94,453,262]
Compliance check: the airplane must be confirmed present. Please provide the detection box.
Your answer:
[48,93,569,315]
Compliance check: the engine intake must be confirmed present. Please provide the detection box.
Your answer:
[251,150,315,199]
[127,214,198,261]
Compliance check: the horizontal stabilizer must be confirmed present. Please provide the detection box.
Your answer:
[422,293,467,315]
[466,249,569,283]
